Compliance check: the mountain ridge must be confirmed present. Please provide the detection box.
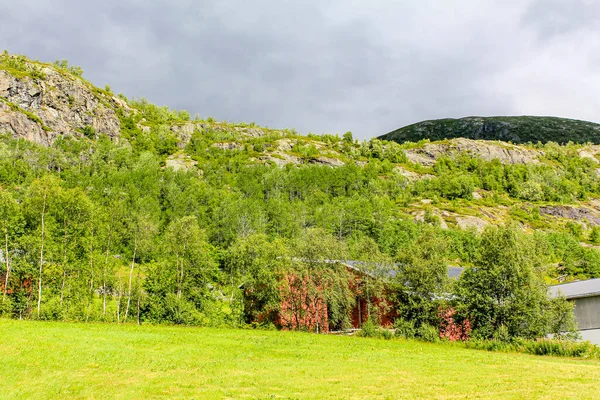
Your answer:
[379,116,600,145]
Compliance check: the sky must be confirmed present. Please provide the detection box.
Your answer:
[2,0,600,139]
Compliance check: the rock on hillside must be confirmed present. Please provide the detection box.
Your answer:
[405,138,542,166]
[380,116,600,145]
[0,60,125,145]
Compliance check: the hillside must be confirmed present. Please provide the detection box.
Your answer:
[0,52,600,335]
[379,116,600,145]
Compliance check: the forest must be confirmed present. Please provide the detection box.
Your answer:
[0,53,598,340]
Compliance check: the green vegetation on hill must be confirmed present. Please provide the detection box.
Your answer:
[0,53,598,340]
[0,320,599,399]
[380,116,600,144]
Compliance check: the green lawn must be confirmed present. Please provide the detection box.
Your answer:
[1,320,599,399]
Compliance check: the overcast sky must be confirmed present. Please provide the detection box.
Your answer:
[2,0,600,139]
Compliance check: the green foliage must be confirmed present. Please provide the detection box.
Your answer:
[394,318,416,339]
[0,52,595,335]
[382,116,600,145]
[54,59,84,77]
[416,323,440,342]
[392,227,450,327]
[466,337,600,359]
[453,226,578,340]
[0,53,46,80]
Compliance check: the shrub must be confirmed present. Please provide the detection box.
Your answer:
[358,320,377,337]
[394,319,416,339]
[416,323,440,343]
[439,307,471,341]
[524,339,600,358]
[357,320,393,340]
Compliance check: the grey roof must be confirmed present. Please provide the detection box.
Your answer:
[340,260,464,280]
[550,278,600,300]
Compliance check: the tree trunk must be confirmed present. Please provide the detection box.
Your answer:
[102,222,112,316]
[60,219,68,307]
[89,227,94,295]
[3,225,9,301]
[36,190,47,317]
[123,236,137,323]
[177,243,187,299]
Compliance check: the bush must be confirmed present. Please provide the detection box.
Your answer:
[394,319,416,339]
[524,339,600,358]
[416,323,440,343]
[358,320,377,337]
[357,320,393,340]
[465,338,600,359]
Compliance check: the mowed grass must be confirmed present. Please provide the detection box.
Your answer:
[1,320,600,399]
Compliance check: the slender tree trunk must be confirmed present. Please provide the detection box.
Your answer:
[136,264,141,325]
[90,226,94,295]
[3,225,9,301]
[89,227,94,295]
[177,243,187,299]
[60,219,68,307]
[124,235,137,323]
[36,190,47,317]
[116,285,121,323]
[102,222,113,316]
[174,250,181,299]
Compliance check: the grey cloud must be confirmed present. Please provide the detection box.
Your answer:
[522,0,600,38]
[1,0,599,138]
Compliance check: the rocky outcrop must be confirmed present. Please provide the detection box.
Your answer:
[394,166,435,181]
[540,206,600,226]
[259,152,302,167]
[405,138,542,166]
[455,216,489,232]
[171,123,195,148]
[309,156,344,167]
[164,154,198,173]
[0,67,123,144]
[212,142,244,150]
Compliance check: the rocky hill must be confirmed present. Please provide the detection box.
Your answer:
[379,116,600,145]
[4,52,600,254]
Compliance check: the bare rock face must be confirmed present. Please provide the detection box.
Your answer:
[171,123,195,148]
[540,206,600,226]
[309,156,344,167]
[212,142,244,150]
[405,138,542,166]
[0,102,49,144]
[0,67,123,145]
[165,154,198,173]
[259,152,302,166]
[394,166,435,181]
[456,216,489,232]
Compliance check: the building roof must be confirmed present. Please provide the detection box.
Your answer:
[550,278,600,300]
[340,260,463,280]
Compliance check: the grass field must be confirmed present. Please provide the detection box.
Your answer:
[1,320,600,399]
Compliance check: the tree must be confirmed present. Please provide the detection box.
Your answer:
[453,226,576,339]
[0,190,21,302]
[392,227,450,327]
[225,234,287,325]
[25,176,60,317]
[283,229,355,332]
